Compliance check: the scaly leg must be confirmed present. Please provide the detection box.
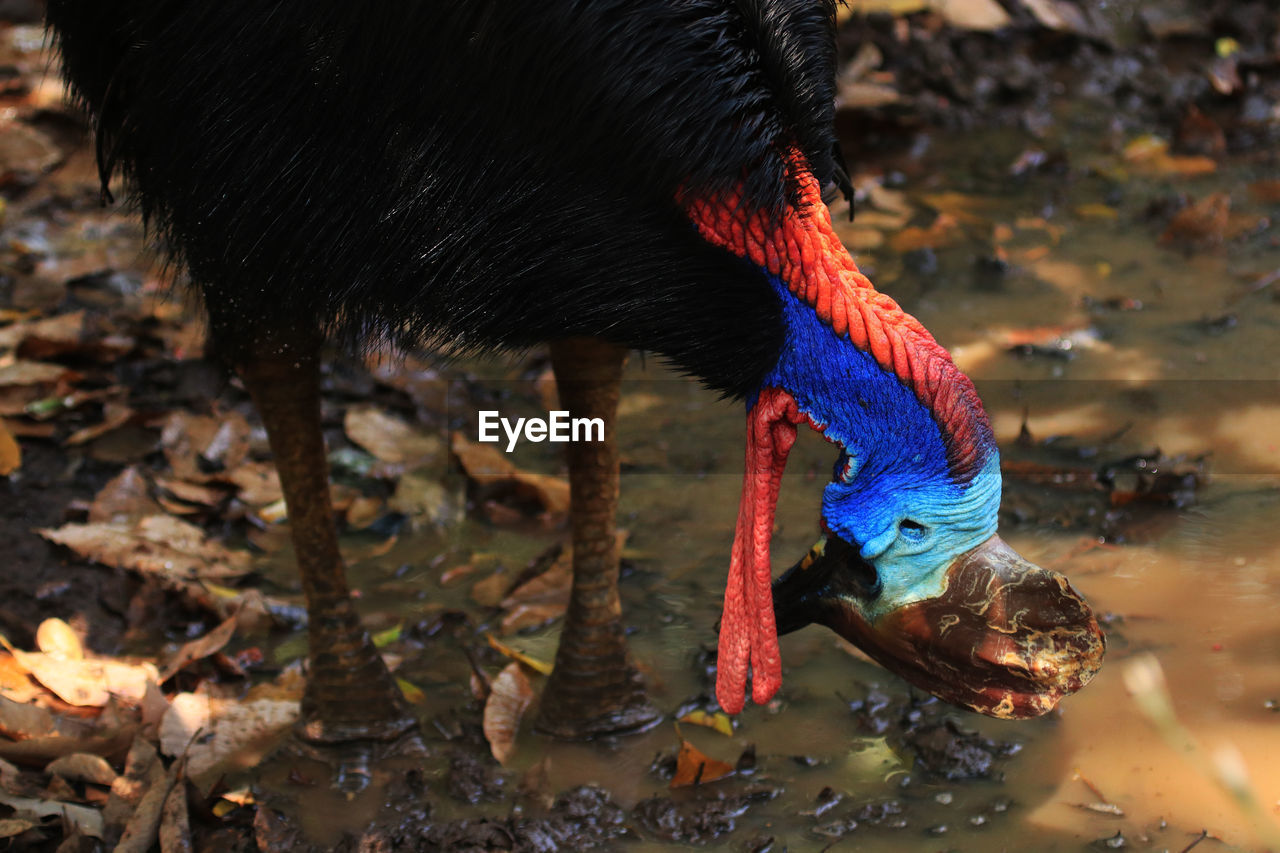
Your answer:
[535,338,661,738]
[228,327,421,780]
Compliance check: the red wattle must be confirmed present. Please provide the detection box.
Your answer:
[716,387,803,714]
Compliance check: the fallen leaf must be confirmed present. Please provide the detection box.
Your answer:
[1160,193,1230,250]
[154,477,227,509]
[0,360,68,389]
[0,635,158,707]
[888,213,962,252]
[451,432,570,516]
[1073,204,1119,220]
[670,732,735,788]
[39,515,252,582]
[918,192,1000,226]
[160,411,251,483]
[931,0,1011,31]
[1249,180,1280,204]
[116,757,177,853]
[841,0,928,16]
[395,677,427,705]
[0,418,18,476]
[158,692,299,781]
[0,694,59,740]
[0,792,103,839]
[158,615,239,683]
[105,736,164,842]
[0,120,61,180]
[158,759,191,853]
[678,710,734,737]
[46,752,119,786]
[345,495,385,529]
[34,619,82,661]
[0,817,35,839]
[223,462,282,507]
[89,467,162,523]
[482,663,533,766]
[0,312,85,355]
[485,633,554,675]
[344,407,443,471]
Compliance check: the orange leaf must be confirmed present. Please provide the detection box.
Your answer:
[0,419,19,476]
[670,733,735,788]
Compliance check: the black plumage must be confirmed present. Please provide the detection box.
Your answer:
[46,0,840,397]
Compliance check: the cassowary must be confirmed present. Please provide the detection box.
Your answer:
[44,0,1104,760]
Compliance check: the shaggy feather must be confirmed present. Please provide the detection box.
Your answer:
[45,0,842,398]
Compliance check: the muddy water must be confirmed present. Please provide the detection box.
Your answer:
[315,123,1280,851]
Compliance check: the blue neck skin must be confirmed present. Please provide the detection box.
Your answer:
[759,277,1002,620]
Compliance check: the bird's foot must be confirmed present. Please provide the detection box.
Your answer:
[534,638,662,739]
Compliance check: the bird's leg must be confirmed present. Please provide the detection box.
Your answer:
[535,338,662,738]
[228,327,421,771]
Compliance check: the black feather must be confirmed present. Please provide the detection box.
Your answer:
[45,1,841,399]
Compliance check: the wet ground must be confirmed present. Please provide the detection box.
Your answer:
[1,2,1279,851]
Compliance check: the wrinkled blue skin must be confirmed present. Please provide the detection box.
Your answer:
[757,278,1002,622]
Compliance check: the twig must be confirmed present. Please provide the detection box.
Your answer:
[1178,829,1209,853]
[1074,767,1111,804]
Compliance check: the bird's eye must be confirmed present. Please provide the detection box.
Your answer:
[898,519,928,541]
[833,453,857,484]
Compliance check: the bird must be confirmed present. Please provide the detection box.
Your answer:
[44,0,1104,763]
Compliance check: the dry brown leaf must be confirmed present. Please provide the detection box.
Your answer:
[1249,180,1280,204]
[34,619,82,661]
[39,515,252,582]
[0,654,40,703]
[0,360,69,389]
[0,792,104,839]
[345,495,385,529]
[499,550,573,634]
[159,760,192,853]
[451,432,570,516]
[0,635,158,707]
[89,467,161,524]
[483,663,533,766]
[224,461,282,506]
[46,752,119,786]
[105,736,164,841]
[1160,193,1231,249]
[154,477,227,508]
[116,759,177,853]
[160,411,251,483]
[66,402,136,447]
[344,406,444,470]
[0,311,85,355]
[842,0,928,15]
[0,419,18,476]
[889,213,962,252]
[836,80,900,109]
[158,615,239,683]
[0,694,59,740]
[670,733,735,788]
[158,692,299,781]
[931,0,1010,31]
[0,817,35,839]
[918,192,1000,226]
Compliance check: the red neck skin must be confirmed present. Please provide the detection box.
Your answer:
[715,387,807,713]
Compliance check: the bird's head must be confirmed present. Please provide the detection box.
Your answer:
[685,158,1104,719]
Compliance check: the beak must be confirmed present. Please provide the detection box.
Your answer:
[773,534,1105,719]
